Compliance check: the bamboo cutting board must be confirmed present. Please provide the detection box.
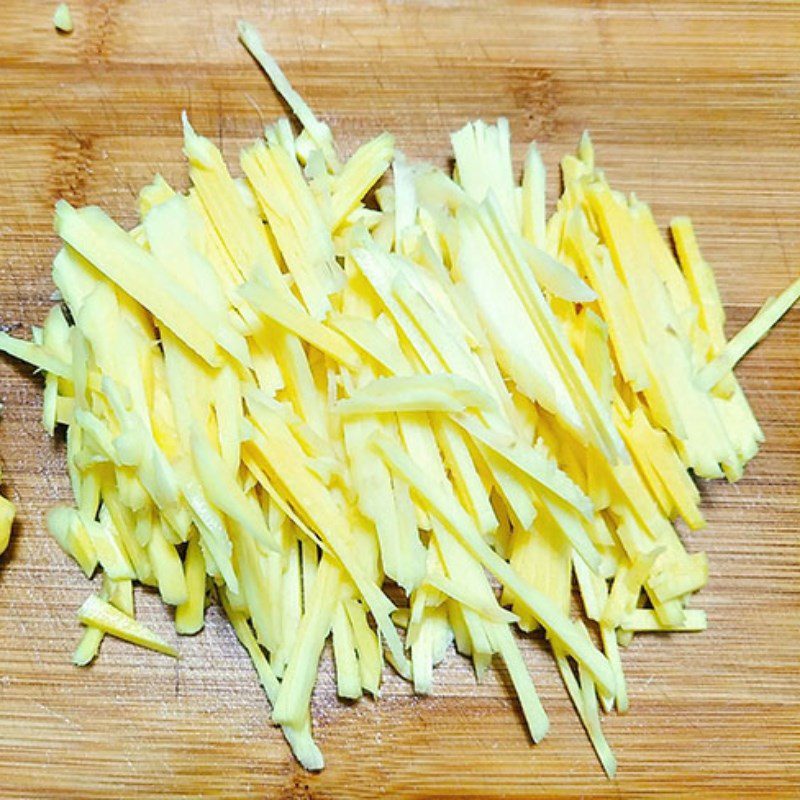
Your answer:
[0,1,798,797]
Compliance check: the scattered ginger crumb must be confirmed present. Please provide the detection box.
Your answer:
[53,3,73,34]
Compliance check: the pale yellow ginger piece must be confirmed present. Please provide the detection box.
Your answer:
[601,623,627,713]
[73,575,134,666]
[350,241,559,536]
[520,238,597,304]
[624,406,704,530]
[565,211,650,392]
[432,418,498,538]
[231,525,279,653]
[409,603,452,695]
[456,416,594,524]
[393,266,489,386]
[545,203,567,258]
[211,363,243,475]
[81,507,135,581]
[351,252,439,375]
[55,395,74,425]
[603,500,690,620]
[630,205,700,363]
[602,548,663,628]
[272,556,342,728]
[452,119,518,229]
[174,535,206,634]
[241,136,342,318]
[393,149,418,250]
[581,309,614,405]
[0,494,14,555]
[554,641,617,777]
[79,361,179,513]
[487,622,550,743]
[521,142,547,248]
[220,590,323,771]
[53,3,73,33]
[100,492,152,583]
[332,601,361,699]
[182,122,325,429]
[190,429,276,552]
[585,185,690,429]
[239,280,358,368]
[506,517,571,630]
[237,20,339,171]
[55,251,158,395]
[175,185,283,393]
[267,506,300,667]
[150,404,240,590]
[424,572,516,625]
[409,244,484,352]
[560,154,594,197]
[337,374,496,416]
[439,408,540,543]
[269,529,302,676]
[51,246,105,325]
[415,167,467,213]
[647,552,708,604]
[239,448,325,555]
[397,415,532,697]
[303,147,335,222]
[72,280,207,469]
[343,411,425,594]
[454,210,585,434]
[137,174,175,218]
[0,332,71,379]
[571,555,628,712]
[344,598,382,696]
[620,413,673,519]
[577,130,595,170]
[31,324,60,435]
[631,201,699,341]
[40,305,72,434]
[161,329,217,449]
[349,248,444,372]
[147,523,188,607]
[429,529,529,708]
[404,414,504,628]
[76,594,177,657]
[577,651,618,778]
[328,313,412,376]
[621,608,707,633]
[329,133,394,232]
[671,217,726,351]
[47,505,97,577]
[143,194,229,318]
[180,481,239,593]
[697,275,800,392]
[181,115,285,289]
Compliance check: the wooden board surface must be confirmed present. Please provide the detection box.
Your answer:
[0,1,798,797]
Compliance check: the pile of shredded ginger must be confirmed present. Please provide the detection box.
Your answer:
[1,20,798,776]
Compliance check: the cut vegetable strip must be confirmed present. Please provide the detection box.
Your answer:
[76,594,178,657]
[697,276,800,391]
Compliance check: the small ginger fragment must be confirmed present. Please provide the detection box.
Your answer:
[53,3,73,33]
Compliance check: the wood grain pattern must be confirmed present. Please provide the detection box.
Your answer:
[0,1,798,797]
